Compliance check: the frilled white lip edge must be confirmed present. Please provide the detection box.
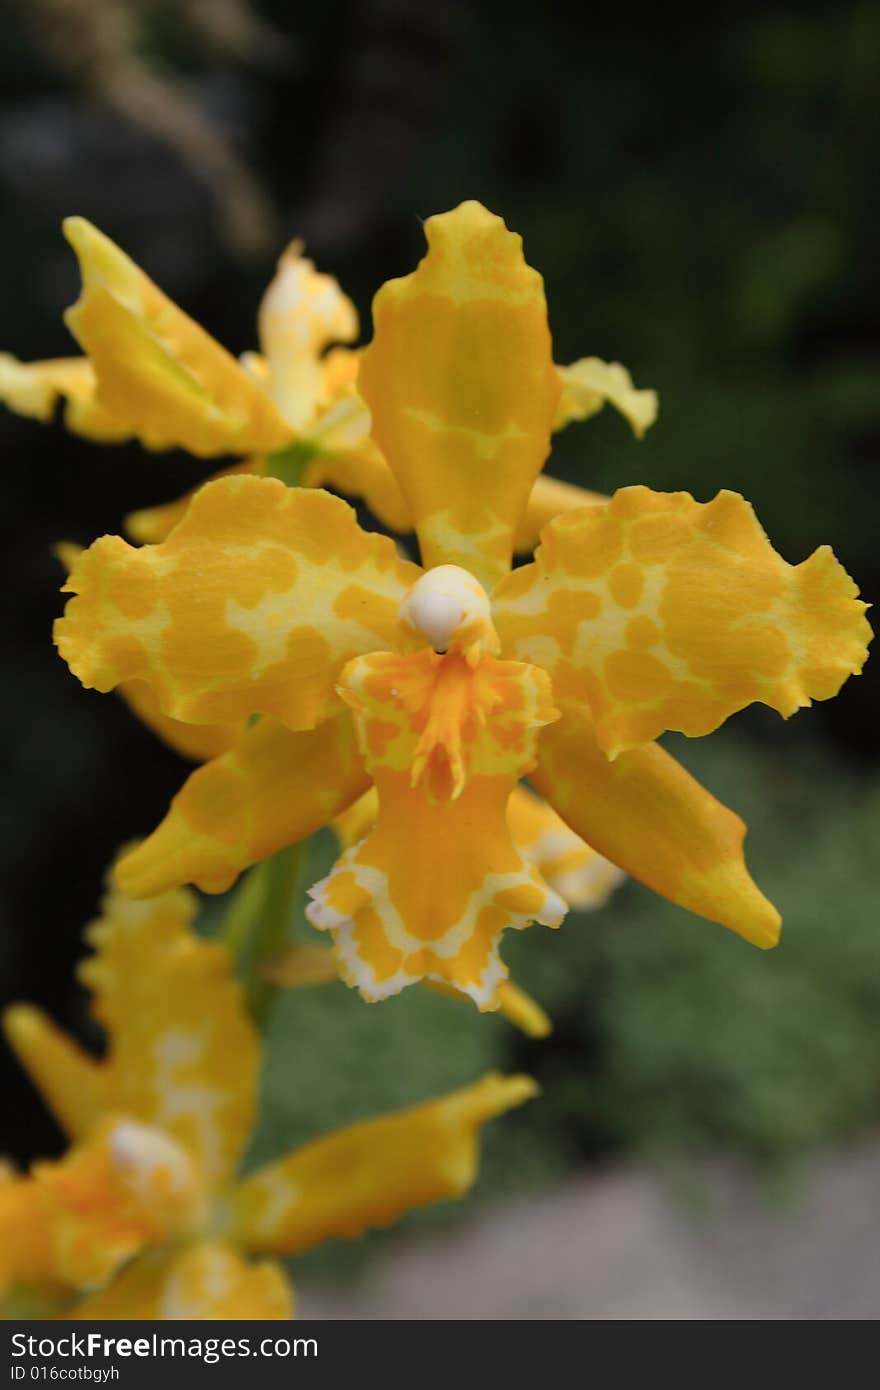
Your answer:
[305,844,567,1011]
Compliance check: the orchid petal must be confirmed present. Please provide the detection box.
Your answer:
[529,703,781,947]
[2,1006,106,1141]
[494,486,871,758]
[358,201,560,588]
[0,354,131,441]
[116,713,369,897]
[554,357,657,437]
[55,475,421,732]
[231,1073,536,1257]
[63,218,291,456]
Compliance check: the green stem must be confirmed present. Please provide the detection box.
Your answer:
[219,840,309,1025]
[221,861,270,960]
[264,439,319,487]
[243,841,308,1026]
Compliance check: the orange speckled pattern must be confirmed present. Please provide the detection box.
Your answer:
[358,202,561,588]
[307,649,566,1007]
[55,475,421,731]
[528,703,781,947]
[493,485,871,758]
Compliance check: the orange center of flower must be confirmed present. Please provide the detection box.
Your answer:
[340,646,550,803]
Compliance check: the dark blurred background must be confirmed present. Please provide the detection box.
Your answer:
[1,0,878,1298]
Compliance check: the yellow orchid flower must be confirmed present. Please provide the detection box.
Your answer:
[1,874,535,1319]
[51,538,623,1033]
[56,549,622,922]
[1,218,654,547]
[54,202,871,1012]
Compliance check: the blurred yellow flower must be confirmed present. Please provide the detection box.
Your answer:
[54,202,871,1010]
[1,875,535,1319]
[0,216,653,547]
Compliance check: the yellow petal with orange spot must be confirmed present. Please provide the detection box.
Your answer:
[231,1072,536,1257]
[0,354,132,441]
[493,486,872,758]
[78,877,260,1184]
[55,475,421,732]
[53,538,243,762]
[507,784,624,911]
[358,201,561,589]
[529,703,781,948]
[124,458,264,545]
[257,241,358,430]
[514,474,608,554]
[62,217,292,456]
[116,712,369,898]
[68,1241,294,1320]
[2,1005,106,1140]
[307,649,565,1008]
[554,357,658,437]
